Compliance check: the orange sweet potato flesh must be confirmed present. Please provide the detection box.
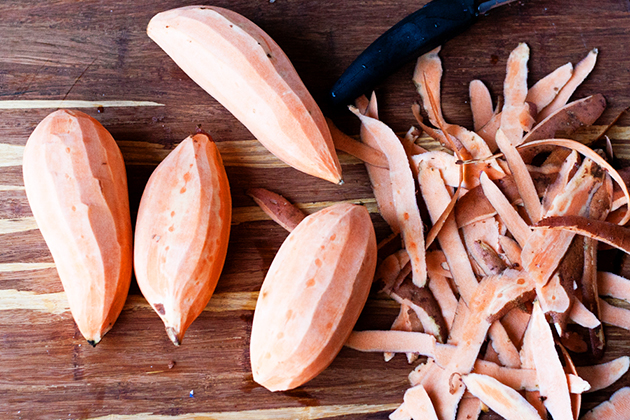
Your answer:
[537,49,598,122]
[461,373,543,420]
[351,106,427,287]
[358,94,401,234]
[527,301,573,420]
[577,356,630,393]
[23,109,132,346]
[470,79,494,132]
[525,62,573,111]
[413,46,445,128]
[250,203,377,391]
[599,271,630,303]
[147,6,342,184]
[134,133,231,346]
[581,386,630,420]
[419,270,535,420]
[500,43,530,146]
[404,384,440,420]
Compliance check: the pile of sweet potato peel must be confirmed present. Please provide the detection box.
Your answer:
[252,43,630,419]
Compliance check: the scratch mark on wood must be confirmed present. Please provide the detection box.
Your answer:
[61,58,97,102]
[16,60,51,97]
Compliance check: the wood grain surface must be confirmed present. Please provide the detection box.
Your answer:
[2,0,630,419]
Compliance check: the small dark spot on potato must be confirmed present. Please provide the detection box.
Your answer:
[154,303,165,315]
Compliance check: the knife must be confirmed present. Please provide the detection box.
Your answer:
[329,0,517,106]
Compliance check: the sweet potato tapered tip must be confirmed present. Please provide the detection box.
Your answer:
[166,327,182,347]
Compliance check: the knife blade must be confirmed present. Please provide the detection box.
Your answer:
[329,0,517,106]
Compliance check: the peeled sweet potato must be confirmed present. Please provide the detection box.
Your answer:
[134,133,231,346]
[22,109,132,346]
[250,202,377,391]
[147,6,342,184]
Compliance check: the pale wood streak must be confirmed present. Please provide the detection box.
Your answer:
[0,290,68,314]
[0,199,379,236]
[0,290,258,314]
[88,403,400,420]
[118,140,367,167]
[0,263,55,273]
[0,100,164,109]
[0,143,26,167]
[0,217,39,234]
[0,289,397,314]
[3,126,630,169]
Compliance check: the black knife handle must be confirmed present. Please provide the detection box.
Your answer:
[330,0,478,106]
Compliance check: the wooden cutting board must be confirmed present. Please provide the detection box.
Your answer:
[2,0,630,418]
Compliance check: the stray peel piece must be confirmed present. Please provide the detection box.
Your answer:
[404,384,440,420]
[134,133,231,346]
[147,6,342,184]
[250,203,377,391]
[577,356,630,393]
[462,373,543,420]
[23,109,132,346]
[246,188,305,232]
[581,387,630,420]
